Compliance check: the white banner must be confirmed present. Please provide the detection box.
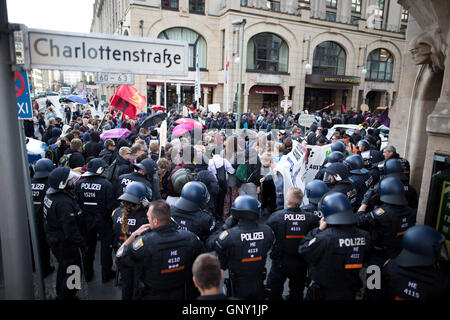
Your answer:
[303,144,332,187]
[28,29,189,76]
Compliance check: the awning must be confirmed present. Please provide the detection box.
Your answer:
[147,81,217,88]
[249,85,284,95]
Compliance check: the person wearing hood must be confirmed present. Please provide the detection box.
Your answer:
[306,123,318,145]
[111,146,134,191]
[47,127,62,145]
[99,139,116,165]
[84,131,103,158]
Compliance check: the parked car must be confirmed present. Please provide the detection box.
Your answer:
[46,91,59,96]
[327,124,389,150]
[37,92,46,98]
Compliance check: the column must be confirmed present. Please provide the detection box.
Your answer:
[243,92,249,113]
[156,85,161,106]
[203,87,209,108]
[350,86,359,110]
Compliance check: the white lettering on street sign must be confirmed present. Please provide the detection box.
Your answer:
[28,29,189,76]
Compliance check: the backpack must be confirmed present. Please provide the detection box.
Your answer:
[214,158,228,191]
[171,168,194,194]
[58,153,72,167]
[235,163,248,183]
[45,144,59,165]
[104,159,118,182]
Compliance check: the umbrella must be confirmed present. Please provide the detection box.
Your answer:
[100,128,131,140]
[175,118,203,129]
[140,112,167,129]
[152,105,166,111]
[65,95,88,104]
[172,124,191,137]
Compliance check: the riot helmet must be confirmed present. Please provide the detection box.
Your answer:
[383,158,407,182]
[396,225,448,268]
[133,158,158,178]
[318,192,356,225]
[325,151,345,166]
[33,158,55,179]
[379,176,407,206]
[305,180,329,205]
[47,167,81,194]
[357,139,370,152]
[231,195,260,221]
[118,181,149,206]
[344,154,368,175]
[82,158,108,177]
[323,163,350,185]
[331,141,346,153]
[175,181,210,211]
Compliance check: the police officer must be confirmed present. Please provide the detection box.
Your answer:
[43,167,85,300]
[356,177,416,268]
[378,225,450,300]
[323,162,359,211]
[266,188,319,300]
[115,158,159,202]
[298,192,371,300]
[112,181,150,300]
[115,200,204,300]
[74,158,116,282]
[380,145,411,183]
[212,195,274,300]
[359,146,384,185]
[344,154,374,207]
[331,140,350,155]
[31,158,55,277]
[301,179,329,220]
[314,151,345,181]
[171,181,217,243]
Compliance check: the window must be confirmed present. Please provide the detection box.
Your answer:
[366,48,394,81]
[161,0,178,10]
[247,33,289,73]
[326,0,337,9]
[158,28,207,70]
[299,0,310,6]
[312,41,346,76]
[401,9,409,22]
[375,0,384,18]
[189,0,205,14]
[351,16,359,25]
[266,0,280,12]
[351,0,361,13]
[241,0,247,6]
[326,11,336,22]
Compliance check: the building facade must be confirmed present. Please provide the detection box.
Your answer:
[91,0,409,113]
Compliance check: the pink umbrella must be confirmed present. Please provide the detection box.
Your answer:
[172,124,192,137]
[100,128,131,140]
[175,118,203,129]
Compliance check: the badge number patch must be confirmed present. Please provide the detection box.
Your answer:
[133,238,144,251]
[219,231,229,241]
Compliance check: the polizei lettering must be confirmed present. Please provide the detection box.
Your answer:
[339,237,366,247]
[80,183,102,191]
[241,232,264,242]
[284,214,306,221]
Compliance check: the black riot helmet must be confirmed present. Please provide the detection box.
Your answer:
[175,181,210,211]
[33,158,55,179]
[82,158,108,177]
[331,141,346,153]
[379,176,407,206]
[361,149,384,168]
[319,192,356,225]
[357,139,370,152]
[133,158,158,178]
[305,180,329,205]
[47,167,81,194]
[325,151,345,165]
[324,163,350,185]
[396,225,448,268]
[231,195,260,221]
[117,181,149,206]
[383,158,407,182]
[344,154,369,175]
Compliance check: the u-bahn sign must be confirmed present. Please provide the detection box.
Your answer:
[26,28,189,76]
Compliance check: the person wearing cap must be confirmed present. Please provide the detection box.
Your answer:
[31,159,56,277]
[298,192,371,300]
[210,195,274,300]
[74,158,116,283]
[356,177,416,290]
[42,167,85,300]
[378,225,450,300]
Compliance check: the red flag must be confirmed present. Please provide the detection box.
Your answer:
[109,85,146,120]
[342,104,346,113]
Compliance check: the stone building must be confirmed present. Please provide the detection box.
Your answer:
[90,0,409,113]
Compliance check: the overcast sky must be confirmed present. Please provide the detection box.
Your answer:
[6,0,95,33]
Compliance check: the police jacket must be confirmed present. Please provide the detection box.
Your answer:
[356,204,416,259]
[213,220,274,279]
[115,171,153,200]
[171,205,217,243]
[362,181,417,211]
[116,223,203,291]
[111,205,148,250]
[301,203,323,220]
[74,175,115,228]
[380,258,450,300]
[298,225,371,299]
[328,182,359,211]
[31,177,50,223]
[42,190,86,249]
[266,207,318,267]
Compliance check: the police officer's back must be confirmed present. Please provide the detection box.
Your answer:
[298,192,371,300]
[212,195,274,300]
[344,154,374,206]
[116,200,204,300]
[266,188,319,300]
[43,168,85,300]
[31,159,55,276]
[356,177,416,264]
[323,162,359,211]
[314,151,345,181]
[301,180,329,221]
[380,226,450,300]
[74,158,116,282]
[171,181,217,243]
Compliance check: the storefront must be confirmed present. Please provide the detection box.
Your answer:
[247,85,285,112]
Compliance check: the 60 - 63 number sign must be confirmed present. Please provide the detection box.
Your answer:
[94,72,134,85]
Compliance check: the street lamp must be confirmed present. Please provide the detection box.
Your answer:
[232,18,246,129]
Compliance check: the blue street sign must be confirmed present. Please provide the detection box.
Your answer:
[15,71,33,119]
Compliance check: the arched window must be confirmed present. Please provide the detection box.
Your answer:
[366,48,394,81]
[312,41,346,75]
[247,33,289,73]
[158,27,207,69]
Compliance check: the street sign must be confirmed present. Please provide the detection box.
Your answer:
[15,71,32,119]
[27,28,189,76]
[94,72,134,85]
